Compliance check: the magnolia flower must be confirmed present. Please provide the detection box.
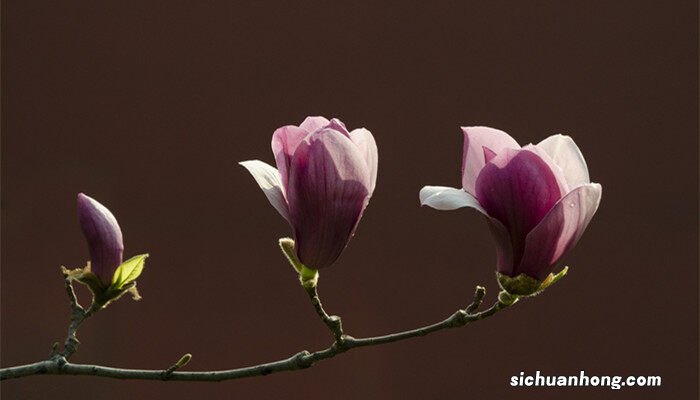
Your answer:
[420,127,601,283]
[77,193,125,287]
[241,116,378,270]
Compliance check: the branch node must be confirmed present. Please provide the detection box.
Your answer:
[497,291,519,306]
[332,335,353,352]
[450,310,469,327]
[55,356,67,368]
[295,351,313,369]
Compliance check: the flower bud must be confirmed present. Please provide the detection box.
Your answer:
[77,193,124,288]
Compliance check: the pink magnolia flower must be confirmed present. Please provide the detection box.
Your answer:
[420,127,601,281]
[77,193,125,287]
[241,116,377,270]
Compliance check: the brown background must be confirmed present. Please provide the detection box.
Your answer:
[1,1,697,399]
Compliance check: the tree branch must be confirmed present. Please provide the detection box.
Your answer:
[0,285,512,381]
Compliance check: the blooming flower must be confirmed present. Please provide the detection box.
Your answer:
[77,193,125,287]
[241,116,378,270]
[420,127,601,283]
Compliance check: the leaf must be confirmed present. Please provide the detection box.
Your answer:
[110,254,148,290]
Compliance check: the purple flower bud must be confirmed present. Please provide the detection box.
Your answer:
[421,127,601,281]
[77,193,124,287]
[241,116,377,269]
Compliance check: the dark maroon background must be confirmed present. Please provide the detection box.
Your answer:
[2,1,697,399]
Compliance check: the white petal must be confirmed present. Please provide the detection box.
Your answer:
[536,134,590,188]
[419,186,486,214]
[239,160,290,221]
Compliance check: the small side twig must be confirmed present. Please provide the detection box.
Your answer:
[304,285,344,342]
[466,285,486,314]
[161,354,192,380]
[58,275,99,360]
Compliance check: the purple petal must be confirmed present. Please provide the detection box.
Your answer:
[271,125,309,191]
[287,129,371,269]
[475,149,563,272]
[349,128,378,193]
[77,193,124,287]
[299,116,331,134]
[239,160,290,222]
[536,134,590,188]
[461,127,521,196]
[485,216,515,277]
[518,183,602,280]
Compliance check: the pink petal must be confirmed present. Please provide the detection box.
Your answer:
[522,144,570,196]
[518,183,602,280]
[461,127,520,196]
[327,118,350,137]
[475,148,563,271]
[271,125,309,192]
[536,134,590,188]
[299,116,331,133]
[287,129,371,269]
[349,128,378,193]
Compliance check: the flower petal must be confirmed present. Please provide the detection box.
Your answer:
[349,128,378,193]
[522,144,569,196]
[536,134,590,188]
[483,146,497,163]
[485,216,516,277]
[419,186,486,213]
[271,125,309,192]
[475,148,563,270]
[287,129,371,269]
[327,118,350,137]
[299,116,331,133]
[461,127,521,196]
[239,160,290,222]
[518,183,602,280]
[77,193,124,286]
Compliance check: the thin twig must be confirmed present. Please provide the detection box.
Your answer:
[304,285,344,341]
[57,276,99,360]
[466,286,486,314]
